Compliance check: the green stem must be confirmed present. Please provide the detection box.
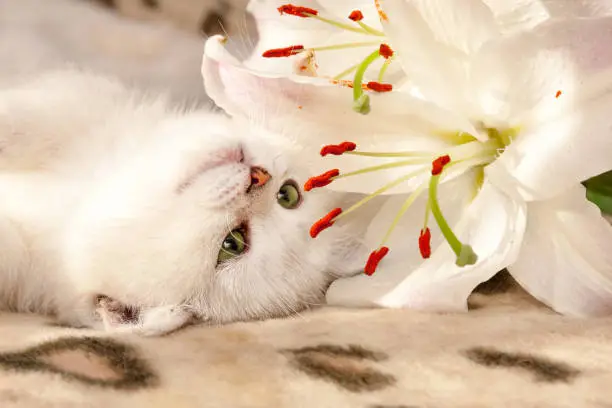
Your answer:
[378,58,392,82]
[423,198,431,229]
[380,183,428,245]
[345,150,432,158]
[353,49,381,101]
[357,21,385,36]
[333,63,360,80]
[335,158,431,179]
[312,41,381,52]
[428,174,462,256]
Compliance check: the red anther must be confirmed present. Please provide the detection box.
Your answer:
[310,208,342,238]
[364,246,389,275]
[555,90,562,98]
[320,142,356,157]
[304,169,340,191]
[366,81,393,92]
[277,4,318,17]
[418,228,431,259]
[349,10,364,21]
[379,44,394,59]
[262,45,305,58]
[431,155,451,175]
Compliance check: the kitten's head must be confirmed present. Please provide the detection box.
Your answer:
[62,112,368,324]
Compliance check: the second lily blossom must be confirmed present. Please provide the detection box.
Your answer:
[202,0,612,317]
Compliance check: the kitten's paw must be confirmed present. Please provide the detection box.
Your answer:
[95,296,195,336]
[135,305,196,337]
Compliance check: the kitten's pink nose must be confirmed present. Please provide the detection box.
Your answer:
[250,166,271,188]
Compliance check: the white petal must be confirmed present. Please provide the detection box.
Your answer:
[509,185,612,317]
[326,180,527,311]
[483,0,612,34]
[378,0,499,112]
[481,18,612,200]
[482,0,550,34]
[201,36,243,117]
[542,0,612,18]
[472,16,612,122]
[406,0,500,54]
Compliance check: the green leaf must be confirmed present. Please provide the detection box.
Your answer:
[586,188,612,214]
[584,170,612,214]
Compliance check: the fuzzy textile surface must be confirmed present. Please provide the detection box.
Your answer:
[0,290,611,408]
[2,0,612,407]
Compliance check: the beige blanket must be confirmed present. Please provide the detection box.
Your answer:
[2,1,611,407]
[0,289,610,408]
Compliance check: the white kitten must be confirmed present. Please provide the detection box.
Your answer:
[0,70,368,335]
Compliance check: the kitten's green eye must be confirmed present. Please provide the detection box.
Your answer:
[277,180,302,209]
[217,228,247,265]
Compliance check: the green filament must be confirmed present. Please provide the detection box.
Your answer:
[428,173,478,266]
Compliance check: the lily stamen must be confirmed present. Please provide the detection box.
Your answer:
[320,142,357,156]
[333,63,360,80]
[419,228,432,259]
[335,158,433,180]
[366,81,393,92]
[271,4,392,99]
[307,140,499,271]
[310,41,384,52]
[379,44,394,59]
[355,21,386,36]
[319,141,432,158]
[349,10,364,21]
[277,4,318,17]
[431,154,451,175]
[276,4,383,36]
[304,169,339,191]
[378,182,428,247]
[310,208,342,238]
[378,58,393,82]
[262,45,305,58]
[374,0,388,22]
[365,246,389,275]
[263,42,381,59]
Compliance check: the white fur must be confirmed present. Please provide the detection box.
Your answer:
[0,70,367,334]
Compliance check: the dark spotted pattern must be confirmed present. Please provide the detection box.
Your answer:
[0,337,157,389]
[284,344,395,392]
[369,405,418,408]
[464,347,580,383]
[90,0,115,8]
[141,0,159,9]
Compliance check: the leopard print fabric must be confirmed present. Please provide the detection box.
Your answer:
[0,290,609,408]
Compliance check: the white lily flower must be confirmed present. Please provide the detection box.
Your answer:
[243,1,400,82]
[241,1,612,90]
[202,3,612,316]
